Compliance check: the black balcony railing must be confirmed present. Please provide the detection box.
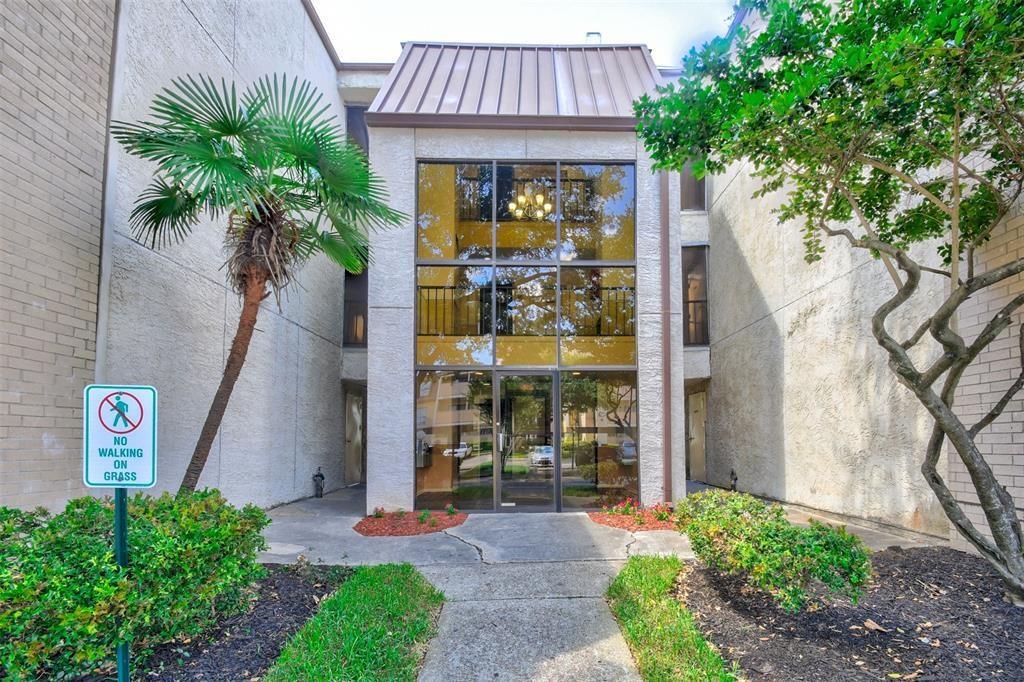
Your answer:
[417,285,635,337]
[684,300,709,345]
[417,286,491,336]
[558,286,635,336]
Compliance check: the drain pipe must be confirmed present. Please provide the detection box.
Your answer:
[659,171,673,503]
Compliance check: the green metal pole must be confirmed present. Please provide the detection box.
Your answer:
[114,487,130,682]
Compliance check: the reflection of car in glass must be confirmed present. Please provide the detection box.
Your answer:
[618,439,637,465]
[442,442,472,459]
[530,445,554,468]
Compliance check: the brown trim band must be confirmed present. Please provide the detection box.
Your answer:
[659,171,673,502]
[339,62,395,72]
[364,112,640,131]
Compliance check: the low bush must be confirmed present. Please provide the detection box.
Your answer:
[676,490,870,611]
[0,490,269,679]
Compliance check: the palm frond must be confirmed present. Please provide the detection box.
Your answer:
[314,140,407,231]
[245,74,334,130]
[128,178,202,248]
[112,122,259,215]
[151,75,261,138]
[245,74,340,172]
[296,217,370,272]
[115,72,403,300]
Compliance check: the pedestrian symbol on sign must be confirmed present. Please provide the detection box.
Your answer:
[111,394,130,428]
[98,390,143,435]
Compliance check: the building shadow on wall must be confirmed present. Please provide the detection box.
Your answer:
[704,202,786,501]
[706,186,944,534]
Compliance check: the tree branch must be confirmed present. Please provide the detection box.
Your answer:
[901,318,932,350]
[854,154,953,216]
[837,184,903,288]
[970,324,1024,438]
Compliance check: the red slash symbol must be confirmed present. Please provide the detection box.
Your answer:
[98,391,143,435]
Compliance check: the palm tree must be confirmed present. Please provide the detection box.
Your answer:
[112,74,403,493]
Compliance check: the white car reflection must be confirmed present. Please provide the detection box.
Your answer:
[530,445,554,468]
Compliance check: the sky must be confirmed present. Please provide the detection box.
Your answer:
[312,0,736,68]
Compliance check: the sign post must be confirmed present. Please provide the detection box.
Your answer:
[84,385,157,682]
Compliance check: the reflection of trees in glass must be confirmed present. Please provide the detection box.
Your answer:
[418,163,491,259]
[560,375,597,445]
[561,164,635,261]
[599,380,636,432]
[560,268,635,339]
[496,268,556,336]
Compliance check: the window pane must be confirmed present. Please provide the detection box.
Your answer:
[416,371,494,510]
[559,267,635,365]
[417,266,493,364]
[343,271,367,347]
[345,106,369,154]
[682,247,709,345]
[560,371,638,508]
[681,162,706,210]
[560,164,635,261]
[418,163,493,260]
[496,163,557,260]
[496,267,557,365]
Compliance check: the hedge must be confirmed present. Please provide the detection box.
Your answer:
[676,490,871,611]
[0,490,269,679]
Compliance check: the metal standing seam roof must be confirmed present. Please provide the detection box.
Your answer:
[365,42,663,131]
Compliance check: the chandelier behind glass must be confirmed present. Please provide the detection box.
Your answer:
[507,187,553,220]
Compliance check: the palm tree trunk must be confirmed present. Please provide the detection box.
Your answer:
[179,273,267,493]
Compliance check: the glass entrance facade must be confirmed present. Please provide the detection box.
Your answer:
[414,161,639,511]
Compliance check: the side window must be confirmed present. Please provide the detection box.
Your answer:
[344,270,368,347]
[680,162,706,211]
[682,246,709,345]
[346,106,369,154]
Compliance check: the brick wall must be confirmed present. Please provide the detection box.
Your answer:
[950,206,1024,551]
[0,1,117,509]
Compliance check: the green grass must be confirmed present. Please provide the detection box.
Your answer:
[607,556,738,681]
[265,564,444,682]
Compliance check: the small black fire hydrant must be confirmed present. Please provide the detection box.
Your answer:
[313,467,325,498]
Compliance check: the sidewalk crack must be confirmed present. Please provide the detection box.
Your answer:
[444,529,487,563]
[624,532,638,557]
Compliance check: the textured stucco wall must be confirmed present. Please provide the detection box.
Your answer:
[949,206,1024,551]
[706,161,948,536]
[96,0,347,507]
[365,127,684,512]
[0,0,116,509]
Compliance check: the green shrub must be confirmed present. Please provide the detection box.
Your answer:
[0,490,269,679]
[676,490,870,611]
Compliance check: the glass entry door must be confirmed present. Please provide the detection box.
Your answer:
[496,373,556,510]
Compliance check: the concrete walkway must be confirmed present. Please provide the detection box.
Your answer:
[259,486,934,681]
[260,488,688,680]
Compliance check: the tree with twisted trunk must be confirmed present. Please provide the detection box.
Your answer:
[636,0,1024,602]
[113,75,403,493]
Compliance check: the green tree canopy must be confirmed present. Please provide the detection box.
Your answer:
[637,0,1024,602]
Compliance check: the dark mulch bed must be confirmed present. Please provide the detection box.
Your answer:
[681,546,1024,680]
[353,510,467,536]
[588,510,677,531]
[138,564,348,681]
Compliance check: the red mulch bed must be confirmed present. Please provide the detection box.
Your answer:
[588,510,677,531]
[353,511,467,536]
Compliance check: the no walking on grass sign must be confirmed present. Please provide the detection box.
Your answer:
[83,384,158,488]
